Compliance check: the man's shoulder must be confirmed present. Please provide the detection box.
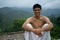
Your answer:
[42,16,49,19]
[42,16,50,21]
[41,16,50,20]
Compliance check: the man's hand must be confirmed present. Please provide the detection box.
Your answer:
[32,28,42,36]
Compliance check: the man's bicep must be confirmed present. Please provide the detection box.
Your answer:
[44,16,53,27]
[42,16,53,31]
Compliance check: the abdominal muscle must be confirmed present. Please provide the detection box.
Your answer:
[31,22,44,29]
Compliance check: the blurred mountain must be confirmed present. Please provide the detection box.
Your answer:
[0,7,33,27]
[18,8,60,16]
[0,7,60,28]
[0,7,33,19]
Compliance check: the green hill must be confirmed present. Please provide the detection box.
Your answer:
[0,7,32,31]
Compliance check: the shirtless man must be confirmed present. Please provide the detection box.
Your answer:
[22,4,53,37]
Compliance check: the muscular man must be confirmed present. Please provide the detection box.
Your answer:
[22,4,53,40]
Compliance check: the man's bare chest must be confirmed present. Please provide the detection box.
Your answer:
[30,18,45,28]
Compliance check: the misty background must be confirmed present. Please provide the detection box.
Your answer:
[0,0,60,39]
[0,0,60,17]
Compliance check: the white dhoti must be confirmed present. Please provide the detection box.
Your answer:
[24,23,51,40]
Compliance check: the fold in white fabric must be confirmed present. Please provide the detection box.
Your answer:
[24,23,51,40]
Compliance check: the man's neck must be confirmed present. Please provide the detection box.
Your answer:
[34,16,41,19]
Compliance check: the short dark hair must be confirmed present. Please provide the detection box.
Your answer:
[33,4,42,10]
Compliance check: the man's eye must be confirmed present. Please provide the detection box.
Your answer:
[34,10,37,11]
[34,9,40,12]
[38,9,40,11]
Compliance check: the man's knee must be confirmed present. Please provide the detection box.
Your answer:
[27,23,33,28]
[42,23,48,28]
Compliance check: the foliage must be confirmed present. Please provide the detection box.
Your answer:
[48,15,60,39]
[13,18,26,31]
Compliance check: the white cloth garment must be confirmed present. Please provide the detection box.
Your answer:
[24,23,51,40]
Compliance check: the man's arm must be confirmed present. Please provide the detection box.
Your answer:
[42,16,54,31]
[22,17,34,32]
[22,17,41,35]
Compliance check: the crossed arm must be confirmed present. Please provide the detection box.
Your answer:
[41,16,53,31]
[22,17,34,31]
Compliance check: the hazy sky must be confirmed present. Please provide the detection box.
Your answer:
[0,0,60,9]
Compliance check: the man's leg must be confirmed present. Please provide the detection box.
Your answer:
[24,24,41,40]
[24,23,51,40]
[24,24,34,40]
[41,24,51,40]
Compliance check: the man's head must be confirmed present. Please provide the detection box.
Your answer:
[33,4,42,17]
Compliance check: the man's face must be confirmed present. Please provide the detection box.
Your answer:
[33,8,41,16]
